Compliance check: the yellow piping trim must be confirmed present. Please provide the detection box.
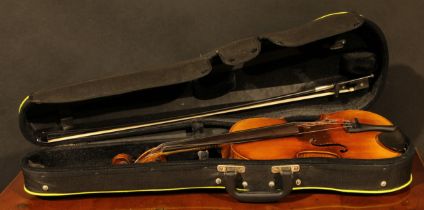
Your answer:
[293,174,412,193]
[24,174,412,197]
[18,96,30,113]
[314,11,349,21]
[24,186,225,196]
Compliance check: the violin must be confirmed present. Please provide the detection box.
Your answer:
[112,110,406,165]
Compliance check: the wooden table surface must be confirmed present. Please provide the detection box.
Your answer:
[1,156,423,210]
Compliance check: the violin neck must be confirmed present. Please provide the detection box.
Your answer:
[162,123,300,152]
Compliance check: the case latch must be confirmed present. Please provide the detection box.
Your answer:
[271,164,300,174]
[217,165,246,174]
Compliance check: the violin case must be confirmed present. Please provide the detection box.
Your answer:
[19,12,414,203]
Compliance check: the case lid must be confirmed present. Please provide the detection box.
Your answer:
[19,12,389,146]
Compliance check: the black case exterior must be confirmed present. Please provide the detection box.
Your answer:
[18,12,414,202]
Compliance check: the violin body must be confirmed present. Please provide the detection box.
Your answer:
[223,110,400,160]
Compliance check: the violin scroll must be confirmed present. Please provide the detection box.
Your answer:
[111,153,133,165]
[112,148,167,165]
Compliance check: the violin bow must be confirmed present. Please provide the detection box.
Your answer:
[47,74,374,143]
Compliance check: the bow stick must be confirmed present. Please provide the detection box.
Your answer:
[47,75,373,143]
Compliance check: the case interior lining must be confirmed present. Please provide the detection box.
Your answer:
[23,22,384,144]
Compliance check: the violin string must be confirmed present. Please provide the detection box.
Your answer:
[297,125,352,135]
[140,120,356,157]
[168,122,354,148]
[160,125,354,152]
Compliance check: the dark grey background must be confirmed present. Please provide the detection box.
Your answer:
[1,1,423,191]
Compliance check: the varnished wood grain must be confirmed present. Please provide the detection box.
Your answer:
[1,155,422,210]
[230,110,400,160]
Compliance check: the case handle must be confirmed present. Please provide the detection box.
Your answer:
[222,169,295,203]
[222,165,300,203]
